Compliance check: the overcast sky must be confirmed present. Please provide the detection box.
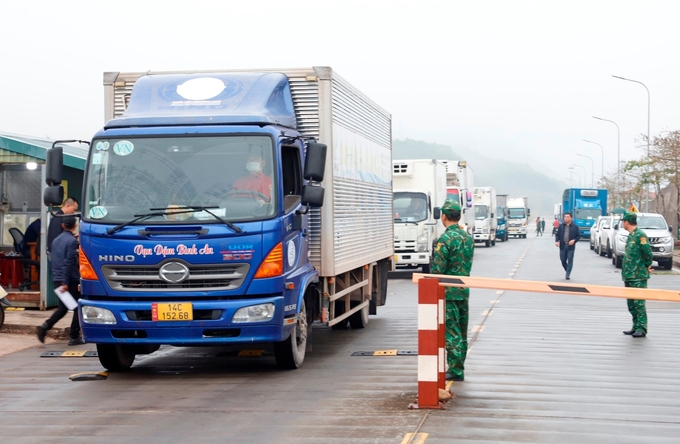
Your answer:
[2,0,679,185]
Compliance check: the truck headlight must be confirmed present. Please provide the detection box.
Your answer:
[232,303,275,323]
[81,306,117,324]
[663,237,673,244]
[416,234,428,252]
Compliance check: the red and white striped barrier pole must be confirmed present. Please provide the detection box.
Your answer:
[409,277,444,409]
[438,283,446,391]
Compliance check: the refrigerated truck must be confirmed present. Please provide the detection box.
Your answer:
[507,196,530,238]
[473,187,497,247]
[392,159,446,273]
[442,160,474,234]
[562,188,608,238]
[43,67,393,371]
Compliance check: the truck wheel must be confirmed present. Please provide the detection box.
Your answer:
[274,299,308,369]
[491,239,496,246]
[485,240,490,247]
[421,263,431,274]
[331,301,349,330]
[505,233,508,242]
[349,301,369,329]
[96,344,136,372]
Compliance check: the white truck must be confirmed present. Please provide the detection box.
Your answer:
[50,67,395,371]
[442,160,475,234]
[473,187,498,247]
[392,159,447,273]
[507,196,530,238]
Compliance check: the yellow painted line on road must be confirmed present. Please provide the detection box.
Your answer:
[481,310,493,316]
[471,325,485,333]
[401,432,428,444]
[4,307,25,311]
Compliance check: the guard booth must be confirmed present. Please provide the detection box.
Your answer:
[0,133,86,309]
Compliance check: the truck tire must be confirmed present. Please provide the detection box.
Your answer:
[485,240,490,247]
[331,301,349,330]
[274,299,308,369]
[349,301,369,329]
[421,263,431,274]
[96,344,136,372]
[491,238,496,246]
[504,233,509,242]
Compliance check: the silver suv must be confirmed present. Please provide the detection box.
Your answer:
[611,213,674,269]
[597,215,620,258]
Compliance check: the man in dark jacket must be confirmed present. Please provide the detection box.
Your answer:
[555,212,581,280]
[47,197,78,253]
[36,216,84,346]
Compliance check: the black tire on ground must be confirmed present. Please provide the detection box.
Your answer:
[590,242,594,250]
[615,255,623,268]
[348,300,369,329]
[421,263,431,274]
[274,299,308,369]
[370,259,389,315]
[96,344,136,372]
[0,306,4,329]
[491,238,496,246]
[607,242,613,258]
[505,233,509,242]
[485,240,490,247]
[599,243,606,256]
[331,301,348,330]
[663,260,673,270]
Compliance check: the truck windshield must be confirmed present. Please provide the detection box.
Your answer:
[496,206,504,220]
[83,135,276,224]
[508,208,525,219]
[394,192,428,222]
[474,205,488,220]
[574,208,602,220]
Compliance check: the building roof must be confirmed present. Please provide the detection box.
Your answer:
[0,132,88,170]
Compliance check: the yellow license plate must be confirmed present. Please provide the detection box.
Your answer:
[152,302,193,321]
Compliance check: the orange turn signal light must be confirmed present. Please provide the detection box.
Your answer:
[254,243,283,279]
[79,246,98,280]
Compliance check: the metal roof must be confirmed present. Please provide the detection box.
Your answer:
[0,132,88,170]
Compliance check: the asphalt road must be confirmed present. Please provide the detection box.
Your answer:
[1,233,679,443]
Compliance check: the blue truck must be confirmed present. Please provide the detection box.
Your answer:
[495,194,509,242]
[43,68,394,371]
[561,188,608,238]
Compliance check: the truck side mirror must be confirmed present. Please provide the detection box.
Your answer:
[44,185,64,206]
[304,142,327,182]
[301,185,324,207]
[46,146,64,185]
[433,207,441,220]
[491,212,495,219]
[614,223,619,230]
[527,209,531,217]
[669,226,673,232]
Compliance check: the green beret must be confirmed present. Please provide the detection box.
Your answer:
[441,200,461,215]
[622,211,637,223]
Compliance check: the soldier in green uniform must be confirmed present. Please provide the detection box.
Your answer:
[621,211,653,338]
[431,200,474,381]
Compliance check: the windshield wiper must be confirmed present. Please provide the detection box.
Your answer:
[107,209,197,235]
[150,205,243,234]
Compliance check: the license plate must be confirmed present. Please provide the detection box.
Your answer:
[152,302,193,321]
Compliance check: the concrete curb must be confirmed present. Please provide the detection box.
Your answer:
[0,323,69,340]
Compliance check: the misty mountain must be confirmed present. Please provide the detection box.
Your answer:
[393,138,566,218]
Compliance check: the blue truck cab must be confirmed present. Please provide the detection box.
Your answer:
[43,70,393,372]
[561,188,608,239]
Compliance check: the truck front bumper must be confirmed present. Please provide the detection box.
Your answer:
[473,232,491,241]
[508,227,526,235]
[79,297,293,345]
[394,252,431,266]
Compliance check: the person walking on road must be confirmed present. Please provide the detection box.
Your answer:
[621,211,653,338]
[36,216,84,346]
[552,218,559,236]
[431,200,474,382]
[47,197,79,253]
[541,218,546,235]
[555,212,580,280]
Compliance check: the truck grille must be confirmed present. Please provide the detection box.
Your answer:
[394,240,416,252]
[101,263,250,292]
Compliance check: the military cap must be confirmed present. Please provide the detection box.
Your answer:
[441,200,462,216]
[621,211,637,223]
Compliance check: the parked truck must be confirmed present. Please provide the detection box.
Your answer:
[43,68,394,371]
[496,194,509,242]
[562,188,608,239]
[507,197,530,238]
[392,159,446,273]
[473,187,498,247]
[442,160,474,233]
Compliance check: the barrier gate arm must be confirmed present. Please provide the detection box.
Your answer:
[412,273,680,303]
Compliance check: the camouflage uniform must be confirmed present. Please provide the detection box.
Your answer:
[431,201,474,379]
[622,215,653,334]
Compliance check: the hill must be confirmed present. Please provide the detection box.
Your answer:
[393,139,565,218]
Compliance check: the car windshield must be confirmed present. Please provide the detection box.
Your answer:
[637,216,667,230]
[474,205,488,220]
[83,135,276,224]
[394,192,428,222]
[508,208,525,219]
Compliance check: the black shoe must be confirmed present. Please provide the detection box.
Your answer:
[565,274,570,280]
[632,331,646,338]
[445,372,464,381]
[68,337,85,346]
[36,325,47,343]
[623,329,635,335]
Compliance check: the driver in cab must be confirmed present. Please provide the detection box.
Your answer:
[231,151,272,201]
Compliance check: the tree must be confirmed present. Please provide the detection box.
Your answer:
[645,130,680,232]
